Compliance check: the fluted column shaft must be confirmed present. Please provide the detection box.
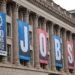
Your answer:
[24,9,29,23]
[50,23,56,71]
[72,34,75,75]
[12,4,20,65]
[29,15,34,67]
[24,9,31,67]
[57,26,60,36]
[69,32,74,75]
[48,24,51,70]
[42,19,49,69]
[8,4,13,64]
[63,29,69,73]
[33,14,40,68]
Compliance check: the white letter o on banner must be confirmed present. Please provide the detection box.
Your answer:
[40,33,46,57]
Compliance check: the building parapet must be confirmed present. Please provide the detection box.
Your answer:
[27,0,75,26]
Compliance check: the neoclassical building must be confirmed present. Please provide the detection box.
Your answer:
[0,0,75,75]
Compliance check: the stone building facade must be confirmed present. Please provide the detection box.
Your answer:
[0,0,75,75]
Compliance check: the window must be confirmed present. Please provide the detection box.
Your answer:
[29,32,32,46]
[7,23,11,37]
[7,4,9,16]
[7,4,11,16]
[7,44,11,62]
[30,50,33,65]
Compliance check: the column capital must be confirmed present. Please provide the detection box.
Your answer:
[50,23,54,36]
[69,31,72,41]
[56,25,61,36]
[0,0,7,3]
[50,22,55,28]
[23,9,30,23]
[70,31,72,35]
[0,0,7,7]
[23,9,30,16]
[12,3,20,12]
[33,13,39,28]
[0,0,7,13]
[57,25,61,29]
[33,13,39,20]
[61,28,67,35]
[42,18,47,31]
[43,18,47,23]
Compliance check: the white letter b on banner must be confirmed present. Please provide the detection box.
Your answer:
[55,38,61,60]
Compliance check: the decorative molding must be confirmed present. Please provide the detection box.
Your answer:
[27,0,75,26]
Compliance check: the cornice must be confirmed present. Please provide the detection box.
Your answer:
[27,0,75,27]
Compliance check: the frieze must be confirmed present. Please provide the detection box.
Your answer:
[27,0,75,27]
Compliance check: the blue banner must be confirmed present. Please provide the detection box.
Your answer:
[54,36,63,68]
[18,20,31,61]
[0,12,6,56]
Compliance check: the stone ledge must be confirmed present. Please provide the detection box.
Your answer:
[0,63,64,75]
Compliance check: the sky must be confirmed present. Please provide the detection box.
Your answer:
[53,0,75,10]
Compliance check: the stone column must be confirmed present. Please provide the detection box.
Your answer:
[69,32,74,75]
[42,18,46,31]
[0,0,6,13]
[12,4,20,65]
[50,23,56,71]
[72,34,75,75]
[48,23,51,70]
[42,18,49,70]
[0,0,7,63]
[24,9,31,67]
[24,9,29,23]
[62,29,69,73]
[29,15,34,67]
[8,5,13,64]
[57,26,60,36]
[33,14,40,68]
[19,10,23,21]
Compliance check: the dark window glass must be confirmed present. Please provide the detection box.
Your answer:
[7,44,11,62]
[7,23,11,37]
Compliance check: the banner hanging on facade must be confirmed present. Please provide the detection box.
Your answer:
[18,20,31,61]
[67,41,74,70]
[37,29,48,64]
[54,36,63,68]
[0,12,6,56]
